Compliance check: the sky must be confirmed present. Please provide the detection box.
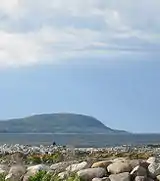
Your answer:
[0,0,160,133]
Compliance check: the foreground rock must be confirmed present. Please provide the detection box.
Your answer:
[66,161,88,172]
[92,161,112,168]
[5,165,26,181]
[107,161,131,174]
[77,168,107,181]
[92,178,110,181]
[58,171,70,179]
[147,157,159,164]
[130,165,147,177]
[50,161,78,172]
[157,175,160,181]
[134,176,147,181]
[109,172,130,181]
[148,161,160,177]
[23,164,50,181]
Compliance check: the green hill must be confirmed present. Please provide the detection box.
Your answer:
[0,113,128,134]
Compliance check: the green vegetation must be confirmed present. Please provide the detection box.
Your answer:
[27,152,64,164]
[28,171,80,181]
[0,113,128,134]
[89,151,154,160]
[0,174,5,181]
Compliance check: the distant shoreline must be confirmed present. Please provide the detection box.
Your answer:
[0,132,131,135]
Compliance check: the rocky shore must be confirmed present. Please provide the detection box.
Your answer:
[0,144,159,181]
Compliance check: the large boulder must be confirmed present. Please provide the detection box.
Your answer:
[109,172,130,181]
[134,176,147,181]
[157,175,160,181]
[92,161,112,168]
[23,164,50,181]
[77,168,106,181]
[129,160,149,170]
[5,165,26,181]
[50,161,78,172]
[128,160,141,169]
[148,162,160,177]
[131,166,147,177]
[107,161,132,174]
[113,158,127,162]
[66,161,88,172]
[147,157,160,164]
[27,164,49,173]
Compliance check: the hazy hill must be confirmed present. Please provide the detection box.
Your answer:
[0,113,128,134]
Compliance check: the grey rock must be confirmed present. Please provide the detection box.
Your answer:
[58,171,69,179]
[6,165,26,181]
[109,172,130,181]
[92,161,112,168]
[147,157,159,164]
[50,161,78,172]
[135,176,155,181]
[77,168,106,181]
[131,166,147,177]
[66,161,88,172]
[134,176,147,181]
[148,162,160,177]
[27,164,49,173]
[107,161,132,174]
[157,175,160,181]
[92,177,110,181]
[23,164,50,180]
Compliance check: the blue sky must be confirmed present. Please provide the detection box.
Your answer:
[0,0,160,133]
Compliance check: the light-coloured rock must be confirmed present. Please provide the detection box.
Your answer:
[147,157,159,164]
[6,165,26,181]
[58,171,69,179]
[92,161,112,168]
[113,158,127,162]
[23,164,50,181]
[134,176,146,181]
[107,161,132,174]
[77,168,106,181]
[148,162,160,177]
[129,160,148,169]
[66,161,88,172]
[129,160,141,169]
[27,164,49,173]
[50,161,78,171]
[0,165,8,172]
[92,177,110,181]
[5,173,13,180]
[23,174,30,181]
[0,168,6,174]
[109,172,130,181]
[131,166,147,177]
[157,175,160,181]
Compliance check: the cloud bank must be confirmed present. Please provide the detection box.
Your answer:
[0,0,160,67]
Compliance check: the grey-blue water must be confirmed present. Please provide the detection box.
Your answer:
[0,133,160,147]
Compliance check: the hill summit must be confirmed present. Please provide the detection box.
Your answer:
[0,113,128,134]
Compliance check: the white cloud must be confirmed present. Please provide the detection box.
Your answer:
[0,0,159,67]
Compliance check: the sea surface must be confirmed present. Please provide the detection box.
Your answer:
[0,133,160,147]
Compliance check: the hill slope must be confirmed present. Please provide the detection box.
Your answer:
[0,113,128,134]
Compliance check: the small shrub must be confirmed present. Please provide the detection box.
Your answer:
[28,155,42,164]
[67,173,81,181]
[28,171,80,181]
[28,171,47,181]
[0,174,5,181]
